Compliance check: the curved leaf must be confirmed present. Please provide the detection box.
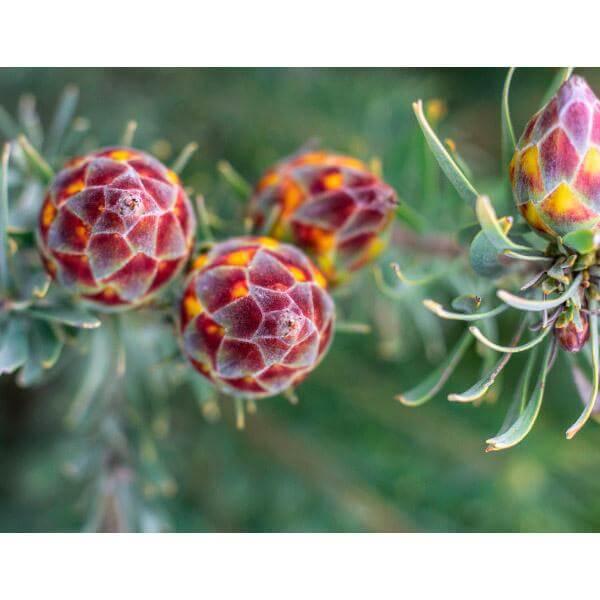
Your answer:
[485,338,555,452]
[497,273,582,312]
[501,67,516,171]
[468,323,551,353]
[412,100,478,206]
[475,195,530,252]
[566,298,599,439]
[26,305,101,329]
[423,299,508,322]
[396,330,472,407]
[0,318,28,375]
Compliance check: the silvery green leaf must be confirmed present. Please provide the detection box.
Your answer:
[475,195,530,252]
[0,318,28,375]
[412,100,478,207]
[27,305,101,329]
[17,320,63,386]
[469,230,505,278]
[501,67,516,170]
[396,330,473,407]
[498,273,582,312]
[451,294,481,314]
[423,299,508,322]
[486,339,554,452]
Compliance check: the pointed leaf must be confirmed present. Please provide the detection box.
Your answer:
[396,330,473,407]
[469,323,551,353]
[45,85,79,158]
[498,273,582,312]
[17,135,54,184]
[17,320,63,386]
[501,67,516,171]
[217,160,252,199]
[0,318,28,374]
[423,299,508,322]
[412,100,478,206]
[476,195,530,252]
[485,338,554,451]
[566,298,599,439]
[27,305,101,329]
[449,319,526,402]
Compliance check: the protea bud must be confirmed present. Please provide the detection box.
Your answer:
[179,236,335,399]
[555,312,590,352]
[38,147,195,309]
[510,75,600,240]
[248,151,398,285]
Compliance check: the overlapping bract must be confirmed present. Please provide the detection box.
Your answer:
[179,237,335,399]
[510,76,600,239]
[38,147,195,308]
[248,151,398,284]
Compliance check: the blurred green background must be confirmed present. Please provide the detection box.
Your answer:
[2,68,600,532]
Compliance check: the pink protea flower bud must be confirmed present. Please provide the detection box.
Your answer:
[179,236,335,399]
[248,151,398,285]
[555,313,590,352]
[38,147,195,309]
[510,75,600,240]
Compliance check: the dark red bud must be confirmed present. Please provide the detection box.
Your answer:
[555,314,590,352]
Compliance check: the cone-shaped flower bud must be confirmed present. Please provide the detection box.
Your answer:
[38,147,196,309]
[510,76,600,240]
[179,236,335,399]
[555,313,590,352]
[248,151,398,285]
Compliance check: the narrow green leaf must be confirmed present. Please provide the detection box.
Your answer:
[501,67,516,171]
[391,261,447,287]
[17,320,63,386]
[66,327,112,426]
[45,85,79,159]
[0,144,10,295]
[423,299,508,322]
[475,195,530,252]
[469,323,551,353]
[449,319,526,402]
[562,229,596,255]
[26,305,101,329]
[217,160,252,199]
[496,344,540,436]
[396,330,473,407]
[18,95,43,149]
[335,322,371,334]
[0,106,20,140]
[172,142,198,174]
[566,298,599,439]
[498,273,582,312]
[412,100,478,207]
[0,318,28,374]
[485,338,555,452]
[17,135,54,184]
[120,120,138,147]
[502,249,553,264]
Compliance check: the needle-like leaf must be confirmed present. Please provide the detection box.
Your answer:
[45,85,79,158]
[0,144,10,295]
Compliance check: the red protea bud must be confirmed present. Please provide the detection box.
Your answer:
[179,236,334,399]
[38,147,195,309]
[510,76,600,239]
[555,312,590,352]
[248,151,398,285]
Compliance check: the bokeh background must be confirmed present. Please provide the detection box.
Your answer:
[1,68,600,532]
